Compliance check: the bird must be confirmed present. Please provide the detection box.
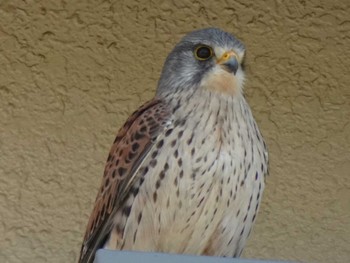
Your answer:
[79,28,268,263]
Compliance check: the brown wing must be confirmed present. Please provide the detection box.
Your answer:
[79,98,171,263]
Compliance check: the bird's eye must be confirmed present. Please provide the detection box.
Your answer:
[194,45,213,60]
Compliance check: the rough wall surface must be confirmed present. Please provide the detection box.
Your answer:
[0,0,349,262]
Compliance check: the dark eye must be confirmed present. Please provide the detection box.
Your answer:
[194,45,213,60]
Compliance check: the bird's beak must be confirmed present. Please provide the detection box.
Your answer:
[216,51,239,75]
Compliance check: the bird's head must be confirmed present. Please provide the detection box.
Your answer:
[157,28,246,97]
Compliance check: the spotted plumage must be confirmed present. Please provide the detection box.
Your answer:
[79,28,268,263]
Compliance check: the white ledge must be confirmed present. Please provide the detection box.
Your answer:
[94,250,295,263]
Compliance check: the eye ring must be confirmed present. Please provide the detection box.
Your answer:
[194,45,213,61]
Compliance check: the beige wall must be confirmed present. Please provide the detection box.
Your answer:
[1,0,349,262]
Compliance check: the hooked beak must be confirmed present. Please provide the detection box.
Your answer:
[216,51,239,75]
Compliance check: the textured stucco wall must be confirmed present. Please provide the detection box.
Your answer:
[0,0,349,262]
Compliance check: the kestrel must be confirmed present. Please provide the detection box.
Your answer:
[79,28,268,263]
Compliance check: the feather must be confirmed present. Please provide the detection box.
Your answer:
[79,98,171,263]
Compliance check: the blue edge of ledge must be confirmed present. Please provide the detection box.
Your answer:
[94,249,296,263]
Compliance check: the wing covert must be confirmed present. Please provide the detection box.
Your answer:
[79,98,171,263]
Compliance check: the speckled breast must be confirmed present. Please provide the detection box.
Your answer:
[106,91,268,257]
